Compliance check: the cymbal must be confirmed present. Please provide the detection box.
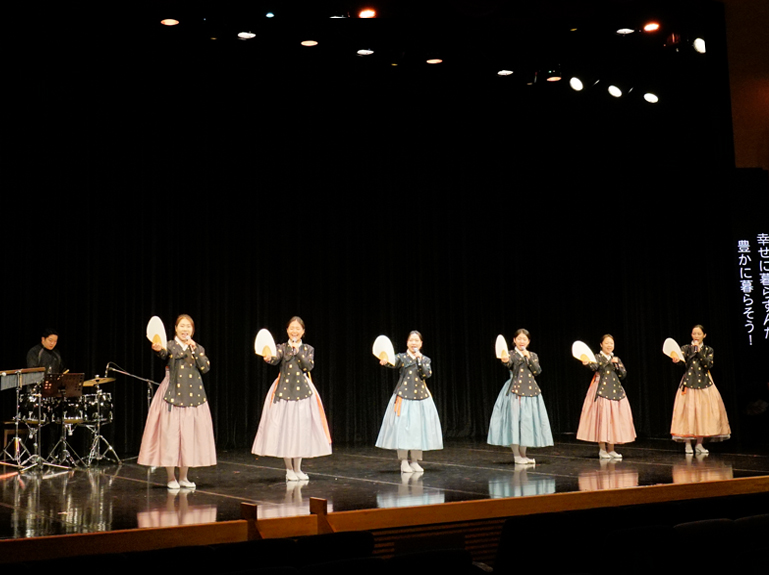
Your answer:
[83,377,115,387]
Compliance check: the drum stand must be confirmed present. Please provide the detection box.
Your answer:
[2,389,37,471]
[47,405,83,469]
[0,369,65,472]
[83,386,120,466]
[44,373,85,469]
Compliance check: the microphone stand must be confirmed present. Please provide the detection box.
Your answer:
[100,365,163,464]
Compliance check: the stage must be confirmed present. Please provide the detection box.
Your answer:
[2,437,769,540]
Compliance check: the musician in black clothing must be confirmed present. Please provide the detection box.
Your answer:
[26,328,65,373]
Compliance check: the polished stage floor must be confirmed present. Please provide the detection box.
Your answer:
[2,436,769,539]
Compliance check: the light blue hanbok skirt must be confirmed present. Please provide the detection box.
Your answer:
[376,394,444,451]
[487,379,554,448]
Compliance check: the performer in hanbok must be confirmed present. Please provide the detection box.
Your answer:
[138,314,217,489]
[576,334,636,459]
[670,325,730,454]
[252,317,331,481]
[376,331,443,473]
[488,329,553,465]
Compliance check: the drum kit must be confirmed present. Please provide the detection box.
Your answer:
[2,368,120,471]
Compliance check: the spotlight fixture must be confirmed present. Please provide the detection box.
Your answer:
[160,19,179,26]
[426,58,443,64]
[545,66,562,82]
[693,38,706,53]
[357,49,374,56]
[301,40,319,46]
[616,28,635,35]
[607,78,634,98]
[643,22,661,32]
[359,9,376,18]
[569,77,584,91]
[238,31,256,40]
[567,69,599,92]
[497,70,513,76]
[643,92,659,103]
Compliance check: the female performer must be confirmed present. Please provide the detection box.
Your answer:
[376,331,443,473]
[252,317,331,481]
[576,334,636,459]
[488,328,553,464]
[138,314,217,489]
[670,325,730,453]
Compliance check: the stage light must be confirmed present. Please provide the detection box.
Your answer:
[161,19,179,26]
[693,38,706,53]
[359,9,376,18]
[643,22,660,32]
[608,85,622,97]
[426,58,443,64]
[643,92,659,103]
[266,12,275,18]
[238,31,256,40]
[497,70,513,76]
[616,28,634,35]
[357,49,374,56]
[569,77,584,91]
[301,40,319,47]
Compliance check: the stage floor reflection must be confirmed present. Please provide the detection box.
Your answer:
[2,437,769,539]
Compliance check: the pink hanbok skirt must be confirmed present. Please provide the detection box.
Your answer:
[251,376,332,458]
[576,376,636,445]
[138,374,217,468]
[670,375,730,442]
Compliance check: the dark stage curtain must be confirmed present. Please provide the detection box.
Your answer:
[2,179,762,455]
[5,2,767,456]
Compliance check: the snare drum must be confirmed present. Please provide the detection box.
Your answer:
[19,393,49,425]
[84,393,113,424]
[50,397,85,424]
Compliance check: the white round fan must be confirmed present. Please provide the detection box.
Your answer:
[571,340,596,363]
[254,328,277,357]
[495,334,509,360]
[146,316,167,351]
[663,338,684,361]
[372,335,396,365]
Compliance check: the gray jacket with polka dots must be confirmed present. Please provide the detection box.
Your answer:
[389,353,432,401]
[679,344,714,390]
[160,341,211,407]
[269,342,314,402]
[503,350,542,397]
[586,354,627,401]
